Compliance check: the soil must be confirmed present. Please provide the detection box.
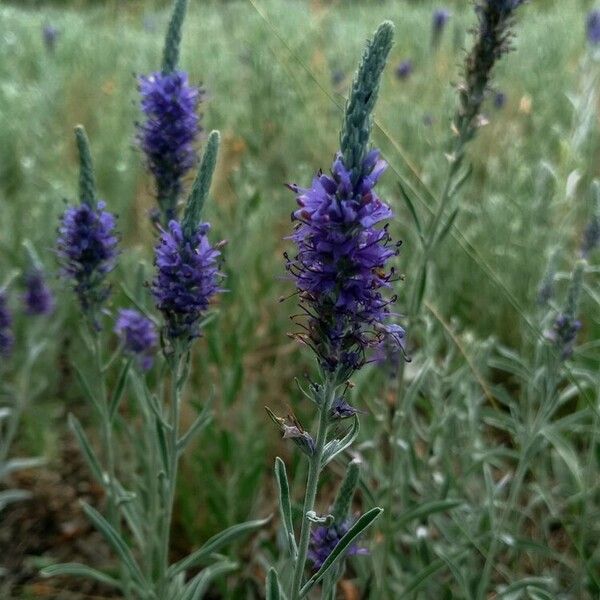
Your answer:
[0,434,119,599]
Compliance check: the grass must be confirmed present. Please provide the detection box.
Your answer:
[0,0,599,598]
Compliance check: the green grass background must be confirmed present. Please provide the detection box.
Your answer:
[1,0,599,598]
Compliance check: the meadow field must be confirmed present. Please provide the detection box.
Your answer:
[0,0,599,598]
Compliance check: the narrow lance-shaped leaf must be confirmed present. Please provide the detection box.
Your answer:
[109,359,132,421]
[168,515,271,577]
[321,414,359,467]
[182,130,220,239]
[331,459,360,522]
[182,560,238,600]
[74,125,97,207]
[299,507,383,598]
[41,563,121,590]
[274,457,297,558]
[266,567,284,600]
[162,0,188,74]
[68,414,103,484]
[81,502,147,587]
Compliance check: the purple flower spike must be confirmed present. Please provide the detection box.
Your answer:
[546,314,581,360]
[587,10,600,45]
[0,292,13,358]
[42,23,59,52]
[308,520,368,570]
[137,71,202,221]
[115,309,158,370]
[286,150,404,378]
[395,60,413,80]
[432,9,451,34]
[152,220,222,343]
[431,8,451,48]
[56,201,118,317]
[493,91,507,109]
[23,269,55,316]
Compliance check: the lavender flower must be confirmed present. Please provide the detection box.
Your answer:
[286,149,404,378]
[432,9,451,47]
[454,0,524,146]
[331,69,345,86]
[22,269,55,316]
[0,292,13,358]
[152,220,222,342]
[56,200,118,316]
[42,23,59,52]
[581,215,600,257]
[546,314,581,360]
[308,520,368,570]
[545,261,585,360]
[137,71,202,223]
[395,59,413,80]
[493,91,507,109]
[115,309,158,370]
[587,10,600,45]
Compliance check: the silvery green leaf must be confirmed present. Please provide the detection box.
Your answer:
[177,401,213,454]
[73,364,101,414]
[274,457,297,558]
[397,181,422,237]
[393,498,464,531]
[68,414,103,484]
[266,567,286,600]
[299,507,383,597]
[181,559,238,600]
[109,359,131,421]
[81,502,147,587]
[0,489,31,512]
[0,456,44,479]
[332,459,360,522]
[41,563,121,590]
[321,415,359,468]
[168,515,271,577]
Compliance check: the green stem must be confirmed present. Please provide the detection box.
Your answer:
[290,379,336,600]
[92,332,119,531]
[378,140,464,594]
[158,349,183,597]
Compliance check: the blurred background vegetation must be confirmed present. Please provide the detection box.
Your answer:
[0,0,599,598]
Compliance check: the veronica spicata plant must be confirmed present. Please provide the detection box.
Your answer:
[266,22,399,600]
[137,0,203,226]
[376,0,525,593]
[43,2,268,597]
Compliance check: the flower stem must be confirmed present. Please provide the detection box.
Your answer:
[158,348,183,596]
[290,379,336,600]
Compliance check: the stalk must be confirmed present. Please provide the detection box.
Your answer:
[290,379,335,600]
[158,348,183,597]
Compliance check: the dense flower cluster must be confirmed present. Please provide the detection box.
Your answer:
[56,201,118,315]
[395,60,413,80]
[0,292,13,358]
[308,520,368,570]
[286,150,404,377]
[152,220,222,342]
[546,314,581,360]
[137,71,202,219]
[23,270,55,316]
[454,0,524,144]
[115,309,158,370]
[587,10,600,45]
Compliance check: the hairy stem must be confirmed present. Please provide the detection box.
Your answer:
[290,379,336,600]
